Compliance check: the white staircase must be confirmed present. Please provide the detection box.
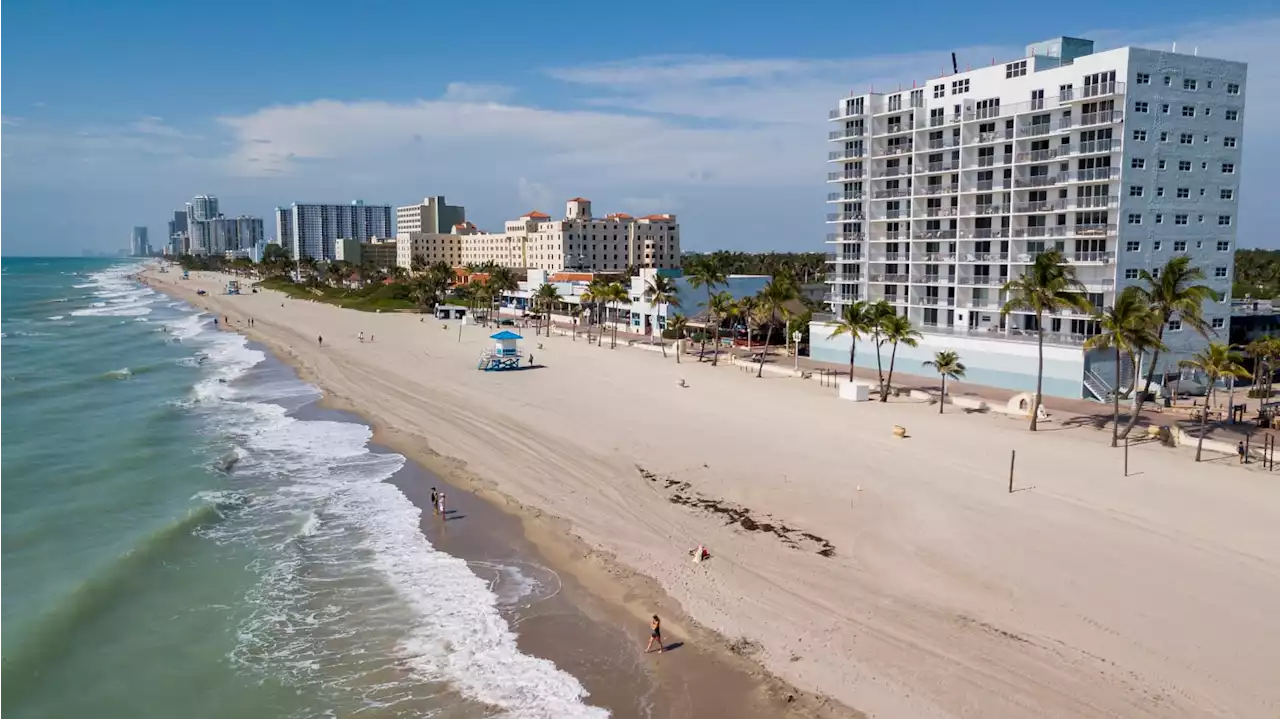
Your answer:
[1083,367,1115,402]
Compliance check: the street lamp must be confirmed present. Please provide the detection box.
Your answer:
[792,330,802,371]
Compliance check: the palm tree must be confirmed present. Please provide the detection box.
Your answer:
[1000,250,1093,430]
[827,301,874,383]
[428,260,454,287]
[568,304,583,341]
[487,266,519,324]
[685,258,727,362]
[707,291,735,366]
[644,274,682,357]
[1179,343,1250,461]
[866,301,896,395]
[880,314,922,402]
[1119,256,1219,439]
[534,283,562,336]
[603,282,629,348]
[755,277,800,378]
[668,314,689,363]
[922,350,966,414]
[1085,287,1166,447]
[735,296,758,356]
[581,279,609,346]
[1244,336,1280,400]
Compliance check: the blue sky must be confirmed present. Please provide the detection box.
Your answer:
[3,1,1277,255]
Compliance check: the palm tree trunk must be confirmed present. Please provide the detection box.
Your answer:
[1119,327,1166,439]
[711,323,721,366]
[611,303,619,348]
[1112,346,1121,447]
[939,375,946,414]
[699,291,711,362]
[1031,322,1045,431]
[757,325,773,378]
[676,335,682,364]
[1196,397,1208,462]
[847,338,857,383]
[882,341,899,403]
[873,335,885,397]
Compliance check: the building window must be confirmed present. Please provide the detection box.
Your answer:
[1131,158,1146,169]
[1160,103,1170,114]
[1134,101,1149,113]
[1221,189,1235,200]
[1005,60,1027,78]
[1179,132,1194,145]
[1126,240,1141,251]
[1127,213,1142,224]
[1154,241,1163,251]
[1219,215,1232,226]
[1181,105,1195,117]
[1129,185,1144,197]
[1168,319,1182,332]
[1218,240,1231,251]
[1215,266,1228,278]
[1155,214,1164,224]
[1156,187,1165,197]
[933,83,945,99]
[1224,137,1237,148]
[1163,76,1172,86]
[1136,73,1151,85]
[951,79,970,94]
[1183,78,1198,91]
[1158,159,1167,170]
[1174,240,1187,252]
[1177,187,1190,199]
[1125,268,1140,279]
[1178,160,1192,171]
[1225,109,1239,121]
[1212,317,1226,330]
[1132,129,1147,141]
[1159,131,1170,142]
[1175,214,1189,225]
[1222,163,1236,174]
[1227,83,1241,95]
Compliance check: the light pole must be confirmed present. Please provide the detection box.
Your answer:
[792,330,802,371]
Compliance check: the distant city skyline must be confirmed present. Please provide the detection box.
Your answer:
[2,3,1277,255]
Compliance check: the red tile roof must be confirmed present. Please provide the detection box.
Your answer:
[524,211,550,219]
[568,197,591,202]
[606,213,633,220]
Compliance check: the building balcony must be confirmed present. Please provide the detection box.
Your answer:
[1018,123,1055,138]
[825,291,862,304]
[827,170,865,182]
[956,275,1006,286]
[1060,167,1121,183]
[827,212,867,222]
[1009,249,1116,263]
[917,184,959,196]
[961,228,1012,240]
[1071,224,1118,238]
[925,161,959,173]
[970,204,1011,216]
[871,188,913,199]
[829,128,866,140]
[826,251,863,264]
[970,129,1015,145]
[1011,225,1068,238]
[881,144,915,157]
[925,137,963,150]
[957,251,1011,262]
[912,274,944,284]
[828,149,866,161]
[830,272,863,284]
[919,207,959,218]
[970,179,1014,192]
[871,231,906,241]
[920,252,955,262]
[1015,148,1064,163]
[913,229,958,240]
[827,191,865,202]
[913,296,955,307]
[1014,200,1065,213]
[881,121,917,135]
[825,232,866,243]
[1079,110,1125,127]
[871,167,911,178]
[1014,174,1059,188]
[975,154,1014,167]
[869,273,910,283]
[1060,81,1126,102]
[868,252,904,262]
[830,106,866,120]
[871,210,909,220]
[1074,139,1116,155]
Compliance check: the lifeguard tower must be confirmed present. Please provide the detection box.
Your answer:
[478,330,524,371]
[225,280,241,295]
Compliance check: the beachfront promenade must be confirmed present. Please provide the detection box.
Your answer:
[148,269,1280,719]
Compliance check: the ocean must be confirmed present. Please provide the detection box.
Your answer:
[1,258,611,718]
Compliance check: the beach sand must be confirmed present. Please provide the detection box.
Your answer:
[147,269,1280,718]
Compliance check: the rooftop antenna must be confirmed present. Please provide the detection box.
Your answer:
[951,52,958,74]
[1172,42,1177,53]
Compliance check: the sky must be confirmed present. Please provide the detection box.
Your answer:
[2,1,1278,256]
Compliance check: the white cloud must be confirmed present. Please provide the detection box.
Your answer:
[516,178,556,212]
[442,82,516,103]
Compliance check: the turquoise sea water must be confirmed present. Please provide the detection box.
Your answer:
[1,258,607,718]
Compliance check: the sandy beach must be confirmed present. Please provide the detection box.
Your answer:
[146,268,1280,718]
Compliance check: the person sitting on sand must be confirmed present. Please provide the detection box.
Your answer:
[646,615,664,653]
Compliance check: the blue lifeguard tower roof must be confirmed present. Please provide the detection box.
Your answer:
[489,331,523,340]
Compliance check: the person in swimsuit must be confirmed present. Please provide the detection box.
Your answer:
[646,615,664,653]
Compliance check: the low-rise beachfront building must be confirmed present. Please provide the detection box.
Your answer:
[335,238,398,269]
[811,35,1247,399]
[396,196,466,236]
[396,223,474,270]
[495,267,768,336]
[458,199,681,273]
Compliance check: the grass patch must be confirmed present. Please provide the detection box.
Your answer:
[259,277,419,312]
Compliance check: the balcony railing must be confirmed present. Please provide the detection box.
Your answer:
[957,275,1005,286]
[1060,81,1126,101]
[921,207,958,218]
[1075,139,1115,155]
[882,145,914,156]
[973,179,1014,191]
[875,232,905,241]
[869,273,910,283]
[1014,201,1064,213]
[829,149,865,161]
[914,296,953,306]
[1080,110,1124,127]
[872,188,912,199]
[1072,250,1116,263]
[918,184,959,195]
[926,161,959,173]
[827,191,865,201]
[922,252,955,262]
[827,170,865,181]
[824,292,862,304]
[1071,223,1118,237]
[1071,195,1118,209]
[974,129,1015,144]
[827,212,867,222]
[868,252,903,261]
[830,106,866,119]
[913,274,944,284]
[1061,167,1121,183]
[1012,225,1068,238]
[1015,148,1062,163]
[914,229,958,239]
[1015,174,1059,188]
[964,228,1012,239]
[973,204,1010,215]
[882,120,916,133]
[878,210,907,219]
[830,273,863,283]
[825,232,866,242]
[828,128,865,140]
[1020,123,1054,137]
[959,251,1010,262]
[825,252,863,263]
[977,154,1013,167]
[872,167,910,178]
[927,137,962,150]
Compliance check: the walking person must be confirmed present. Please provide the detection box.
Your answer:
[1238,440,1247,464]
[359,331,365,343]
[430,487,438,515]
[645,615,665,653]
[318,335,324,347]
[438,492,446,517]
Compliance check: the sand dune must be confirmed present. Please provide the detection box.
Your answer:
[148,268,1280,719]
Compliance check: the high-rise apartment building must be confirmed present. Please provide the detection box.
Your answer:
[811,36,1246,400]
[276,200,394,260]
[451,198,680,273]
[396,196,466,236]
[167,210,188,255]
[189,195,219,221]
[131,227,150,256]
[183,194,264,256]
